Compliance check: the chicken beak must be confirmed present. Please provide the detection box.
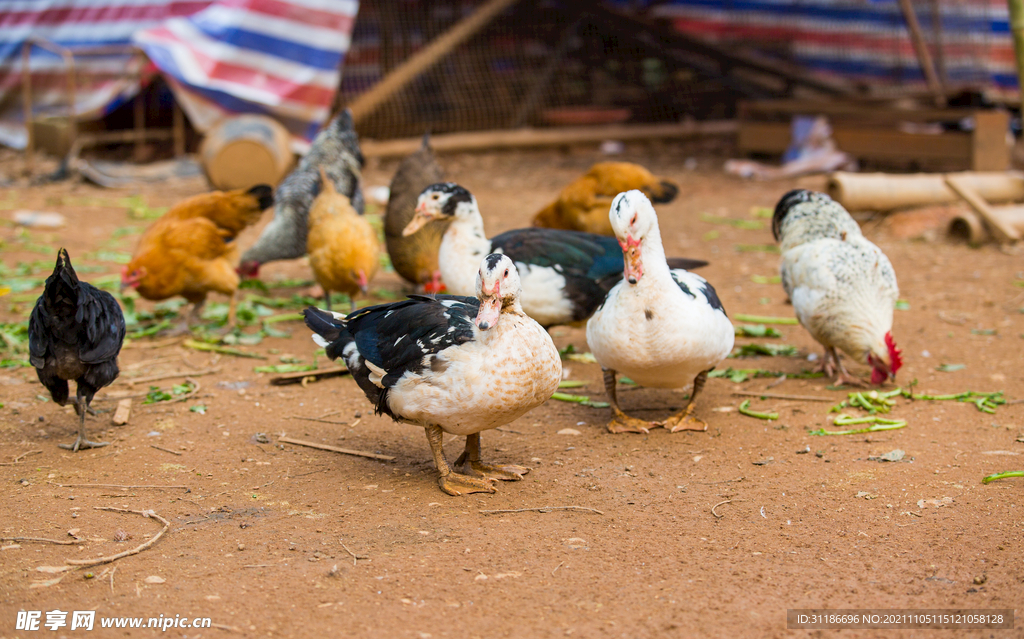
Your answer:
[474,281,502,330]
[620,235,643,284]
[402,207,434,237]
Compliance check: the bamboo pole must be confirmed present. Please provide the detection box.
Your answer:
[898,0,944,105]
[347,0,522,125]
[1009,0,1024,100]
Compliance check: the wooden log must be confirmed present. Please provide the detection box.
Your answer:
[362,120,737,159]
[347,0,522,125]
[949,205,1024,244]
[827,171,1024,212]
[112,399,132,425]
[944,176,1021,242]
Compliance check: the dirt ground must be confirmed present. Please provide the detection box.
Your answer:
[0,142,1022,639]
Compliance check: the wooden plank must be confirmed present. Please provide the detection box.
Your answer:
[361,120,738,159]
[737,120,975,163]
[739,99,978,122]
[944,176,1021,242]
[970,110,1011,171]
[898,0,945,104]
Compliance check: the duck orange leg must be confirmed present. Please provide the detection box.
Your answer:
[424,425,495,496]
[659,370,710,432]
[603,369,654,434]
[455,433,529,481]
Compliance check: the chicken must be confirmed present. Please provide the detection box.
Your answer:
[239,109,365,278]
[587,191,734,433]
[307,166,381,312]
[531,162,679,235]
[773,189,902,386]
[383,132,447,293]
[304,254,561,496]
[121,184,273,332]
[29,249,126,451]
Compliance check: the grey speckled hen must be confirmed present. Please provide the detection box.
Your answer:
[773,189,902,386]
[239,109,364,277]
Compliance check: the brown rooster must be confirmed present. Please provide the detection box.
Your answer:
[531,161,679,236]
[121,185,272,332]
[307,167,380,312]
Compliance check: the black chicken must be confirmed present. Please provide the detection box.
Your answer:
[29,249,126,451]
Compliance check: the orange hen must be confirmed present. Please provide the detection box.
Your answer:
[531,162,679,236]
[307,167,380,312]
[121,185,272,332]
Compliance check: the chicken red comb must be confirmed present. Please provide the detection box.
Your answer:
[886,331,902,375]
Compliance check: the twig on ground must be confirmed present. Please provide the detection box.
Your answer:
[711,499,733,518]
[47,481,189,491]
[123,336,185,350]
[286,415,349,426]
[149,445,182,456]
[119,367,220,386]
[700,477,744,485]
[339,540,368,566]
[478,506,604,515]
[277,436,394,461]
[733,391,833,402]
[183,339,267,359]
[65,507,169,568]
[0,536,83,545]
[0,449,42,466]
[551,561,564,576]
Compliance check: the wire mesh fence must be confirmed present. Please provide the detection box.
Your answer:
[337,0,1017,142]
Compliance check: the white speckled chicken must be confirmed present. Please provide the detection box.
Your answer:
[303,254,561,496]
[773,189,902,386]
[586,191,734,433]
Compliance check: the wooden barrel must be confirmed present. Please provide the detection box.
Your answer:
[199,114,295,190]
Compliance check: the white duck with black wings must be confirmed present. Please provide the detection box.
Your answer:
[304,253,561,496]
[402,182,707,329]
[586,190,734,433]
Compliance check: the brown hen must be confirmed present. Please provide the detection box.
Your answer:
[121,185,272,332]
[531,162,679,236]
[307,167,380,312]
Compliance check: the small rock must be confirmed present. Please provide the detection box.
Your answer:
[556,428,581,436]
[973,574,987,585]
[144,576,166,584]
[13,210,66,228]
[112,399,132,425]
[238,543,245,551]
[565,537,588,550]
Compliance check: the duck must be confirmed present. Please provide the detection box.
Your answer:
[402,182,707,328]
[303,253,561,496]
[586,190,734,434]
[383,132,447,293]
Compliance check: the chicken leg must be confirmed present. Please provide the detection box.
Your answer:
[821,346,865,387]
[603,369,653,434]
[59,388,108,452]
[454,433,529,481]
[424,425,495,496]
[659,370,711,432]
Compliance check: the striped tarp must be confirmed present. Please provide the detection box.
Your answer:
[0,0,358,151]
[649,0,1016,98]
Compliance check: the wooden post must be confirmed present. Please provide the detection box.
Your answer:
[346,0,522,125]
[945,175,1021,242]
[898,0,944,105]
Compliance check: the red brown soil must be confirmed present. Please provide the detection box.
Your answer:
[1,145,1022,638]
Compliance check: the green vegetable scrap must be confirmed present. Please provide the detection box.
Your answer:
[982,471,1024,484]
[830,388,901,414]
[750,275,781,284]
[901,384,1005,414]
[895,300,910,311]
[734,244,780,254]
[550,392,609,408]
[729,343,798,358]
[738,399,778,420]
[809,416,907,436]
[936,363,966,372]
[734,324,783,338]
[557,380,588,389]
[253,364,317,374]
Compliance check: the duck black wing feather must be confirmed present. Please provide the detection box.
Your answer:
[305,295,478,420]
